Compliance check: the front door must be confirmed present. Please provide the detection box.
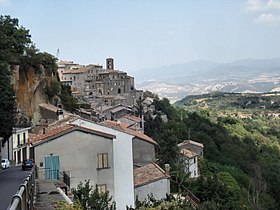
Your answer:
[44,155,60,180]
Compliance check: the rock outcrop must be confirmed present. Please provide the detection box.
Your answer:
[11,65,56,126]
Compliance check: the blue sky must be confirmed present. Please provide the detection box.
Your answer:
[1,0,280,72]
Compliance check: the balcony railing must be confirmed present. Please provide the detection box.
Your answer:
[36,167,70,189]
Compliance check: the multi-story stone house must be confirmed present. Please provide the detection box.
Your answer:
[178,140,204,159]
[177,140,204,178]
[179,148,199,178]
[62,64,103,96]
[57,60,84,85]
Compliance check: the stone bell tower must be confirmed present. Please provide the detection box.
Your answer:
[106,58,114,70]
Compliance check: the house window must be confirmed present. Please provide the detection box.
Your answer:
[194,170,196,177]
[17,134,20,146]
[23,133,26,144]
[194,157,196,164]
[97,153,108,169]
[97,184,107,194]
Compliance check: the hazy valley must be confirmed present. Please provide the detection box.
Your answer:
[134,58,280,103]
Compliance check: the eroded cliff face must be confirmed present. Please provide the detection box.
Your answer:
[12,65,55,125]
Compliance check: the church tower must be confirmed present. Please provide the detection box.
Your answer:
[106,58,114,70]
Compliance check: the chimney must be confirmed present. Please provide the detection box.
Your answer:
[164,164,170,175]
[56,109,64,121]
[106,58,114,70]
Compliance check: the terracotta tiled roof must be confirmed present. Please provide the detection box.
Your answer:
[63,64,101,74]
[31,124,74,143]
[127,115,142,122]
[178,140,204,148]
[101,120,158,145]
[134,163,169,188]
[31,124,115,146]
[30,112,78,137]
[111,106,131,114]
[39,103,73,117]
[180,149,198,158]
[57,60,76,65]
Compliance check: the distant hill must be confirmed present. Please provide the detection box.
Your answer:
[133,58,280,103]
[175,91,280,110]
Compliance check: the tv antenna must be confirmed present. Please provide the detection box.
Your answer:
[56,49,60,59]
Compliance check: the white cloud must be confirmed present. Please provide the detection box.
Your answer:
[255,13,280,25]
[244,0,280,12]
[244,0,265,12]
[243,0,280,25]
[0,0,11,7]
[267,0,280,9]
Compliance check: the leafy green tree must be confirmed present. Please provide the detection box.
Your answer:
[72,180,116,210]
[56,201,83,210]
[156,130,179,167]
[193,175,242,209]
[153,97,178,120]
[59,84,78,112]
[143,90,158,99]
[0,15,32,63]
[135,96,144,117]
[135,194,193,210]
[170,153,191,194]
[45,81,61,100]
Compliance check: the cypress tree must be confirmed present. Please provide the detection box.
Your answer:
[0,61,16,145]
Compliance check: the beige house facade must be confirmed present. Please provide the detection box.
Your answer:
[32,125,115,194]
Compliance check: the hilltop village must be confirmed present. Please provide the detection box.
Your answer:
[1,57,203,209]
[57,58,143,121]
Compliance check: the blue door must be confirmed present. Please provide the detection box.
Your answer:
[44,156,60,180]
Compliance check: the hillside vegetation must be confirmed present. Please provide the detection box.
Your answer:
[0,15,78,132]
[144,92,280,209]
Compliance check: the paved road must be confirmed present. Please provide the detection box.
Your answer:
[0,166,30,210]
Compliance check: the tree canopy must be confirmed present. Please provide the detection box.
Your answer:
[0,15,32,63]
[0,62,16,144]
[144,95,280,209]
[0,15,59,144]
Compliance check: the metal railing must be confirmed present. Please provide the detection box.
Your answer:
[36,167,60,180]
[8,166,36,210]
[181,185,200,207]
[63,171,70,189]
[36,168,70,186]
[36,167,71,194]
